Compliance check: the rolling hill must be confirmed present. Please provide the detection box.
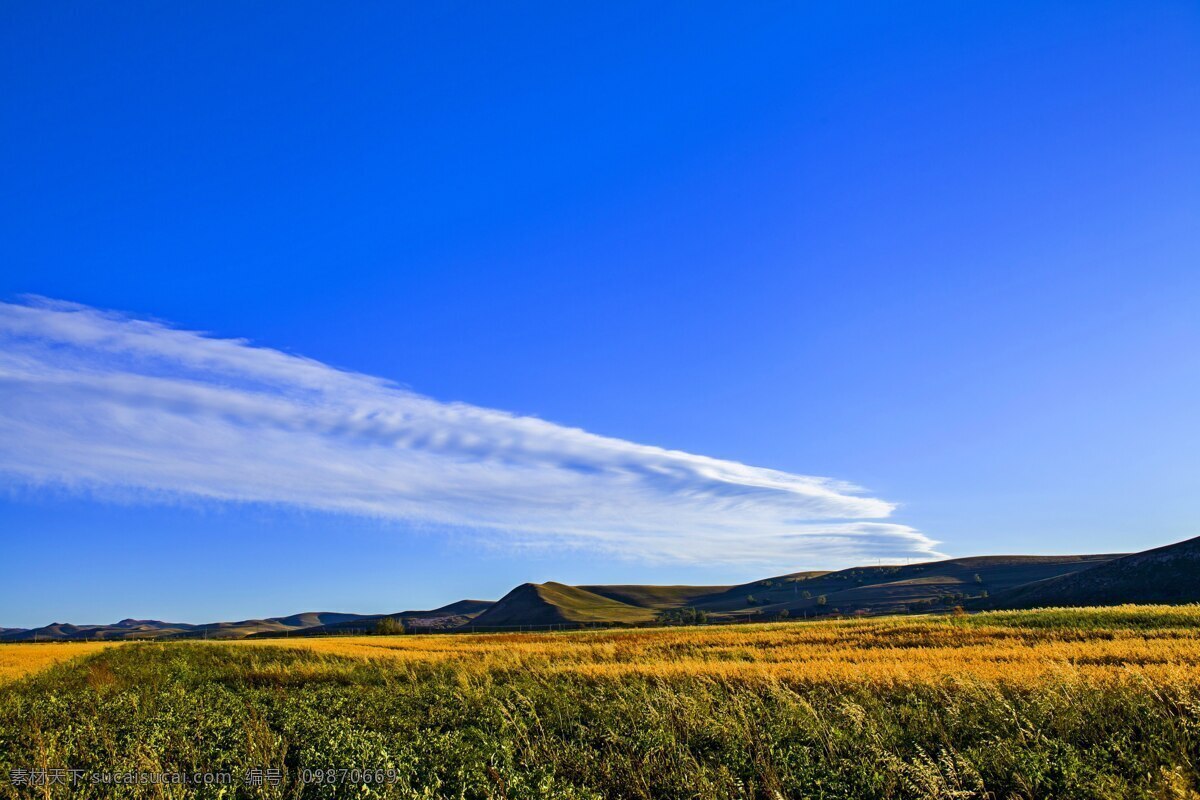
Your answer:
[167,612,375,640]
[1,614,375,642]
[1,602,495,642]
[1,619,200,642]
[467,583,655,628]
[732,555,1122,618]
[455,553,1127,628]
[573,557,1119,621]
[5,537,1196,640]
[978,536,1200,609]
[258,600,495,637]
[578,583,733,609]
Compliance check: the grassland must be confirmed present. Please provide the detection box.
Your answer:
[1,606,1199,798]
[0,641,119,684]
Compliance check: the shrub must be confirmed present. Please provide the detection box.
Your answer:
[373,616,405,635]
[656,607,708,625]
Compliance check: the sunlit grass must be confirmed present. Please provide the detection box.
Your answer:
[229,604,1200,685]
[3,606,1199,798]
[0,642,119,683]
[5,605,1200,687]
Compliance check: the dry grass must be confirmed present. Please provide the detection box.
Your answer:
[0,642,119,683]
[3,606,1199,798]
[6,605,1200,688]
[230,604,1200,686]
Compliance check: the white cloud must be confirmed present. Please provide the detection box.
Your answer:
[0,297,941,564]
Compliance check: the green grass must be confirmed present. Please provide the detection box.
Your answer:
[963,604,1200,630]
[2,610,1200,799]
[532,582,655,623]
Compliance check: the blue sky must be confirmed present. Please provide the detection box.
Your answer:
[1,2,1198,628]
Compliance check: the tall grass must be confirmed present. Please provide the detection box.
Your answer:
[1,607,1199,799]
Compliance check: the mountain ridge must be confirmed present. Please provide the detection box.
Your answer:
[5,537,1196,641]
[976,536,1200,609]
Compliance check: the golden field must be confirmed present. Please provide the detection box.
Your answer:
[3,606,1200,798]
[234,604,1200,686]
[7,605,1200,687]
[0,641,119,683]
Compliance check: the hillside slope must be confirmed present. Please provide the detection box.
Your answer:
[170,612,375,640]
[13,540,1194,638]
[762,555,1121,617]
[263,600,495,637]
[0,619,204,642]
[615,557,1120,619]
[2,613,376,642]
[579,584,732,609]
[980,536,1200,609]
[468,583,655,628]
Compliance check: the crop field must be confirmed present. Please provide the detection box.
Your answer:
[2,606,1199,799]
[0,642,119,684]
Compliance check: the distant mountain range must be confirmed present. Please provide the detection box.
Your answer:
[5,536,1197,642]
[0,603,491,642]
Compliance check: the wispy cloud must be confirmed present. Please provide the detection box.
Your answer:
[0,297,940,564]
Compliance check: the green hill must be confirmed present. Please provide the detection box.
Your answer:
[751,555,1120,617]
[578,584,732,609]
[604,558,1119,620]
[467,582,655,628]
[9,539,1197,639]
